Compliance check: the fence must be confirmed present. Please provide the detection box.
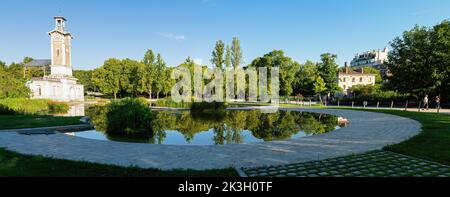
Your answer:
[330,100,447,113]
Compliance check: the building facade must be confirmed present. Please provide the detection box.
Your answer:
[338,63,376,95]
[350,47,389,68]
[26,16,84,102]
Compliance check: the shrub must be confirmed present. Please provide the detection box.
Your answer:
[106,98,153,134]
[153,98,191,108]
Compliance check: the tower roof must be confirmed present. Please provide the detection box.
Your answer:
[54,16,67,21]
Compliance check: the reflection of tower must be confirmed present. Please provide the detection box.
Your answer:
[48,16,73,77]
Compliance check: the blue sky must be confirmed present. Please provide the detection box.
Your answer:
[1,0,449,70]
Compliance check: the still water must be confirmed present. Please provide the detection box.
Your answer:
[71,108,347,146]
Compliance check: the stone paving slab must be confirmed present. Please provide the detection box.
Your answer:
[242,150,450,177]
[0,108,422,170]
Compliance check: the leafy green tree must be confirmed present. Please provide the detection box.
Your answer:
[73,70,97,92]
[211,40,225,69]
[139,49,157,99]
[92,58,122,99]
[231,37,243,69]
[294,60,319,96]
[225,45,231,68]
[249,50,300,97]
[121,58,143,97]
[0,66,30,99]
[313,76,326,102]
[153,54,167,99]
[161,67,176,97]
[317,53,340,96]
[387,20,450,99]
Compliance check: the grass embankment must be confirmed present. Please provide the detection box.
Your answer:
[0,98,77,130]
[0,115,83,130]
[331,107,450,165]
[0,148,238,177]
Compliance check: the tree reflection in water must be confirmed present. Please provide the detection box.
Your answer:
[86,106,342,145]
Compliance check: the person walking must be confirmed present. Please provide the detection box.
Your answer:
[435,96,441,111]
[422,95,429,111]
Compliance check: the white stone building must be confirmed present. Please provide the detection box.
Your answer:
[350,47,389,68]
[26,16,84,102]
[338,63,376,95]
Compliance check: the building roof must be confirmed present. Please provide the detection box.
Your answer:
[338,71,375,76]
[339,65,376,76]
[24,59,51,67]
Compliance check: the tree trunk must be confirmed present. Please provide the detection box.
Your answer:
[148,88,152,100]
[157,92,160,99]
[113,91,117,100]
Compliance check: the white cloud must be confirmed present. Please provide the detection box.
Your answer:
[158,33,186,41]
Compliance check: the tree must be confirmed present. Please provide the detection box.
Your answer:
[225,45,231,68]
[73,70,97,92]
[211,40,225,69]
[121,58,143,97]
[161,67,176,97]
[313,76,326,103]
[317,53,339,96]
[0,65,30,99]
[294,60,319,96]
[231,37,243,69]
[387,21,450,99]
[249,50,300,97]
[139,49,157,99]
[92,58,121,99]
[153,53,167,99]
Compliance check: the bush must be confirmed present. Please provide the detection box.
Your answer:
[153,98,191,108]
[106,98,153,134]
[0,98,70,115]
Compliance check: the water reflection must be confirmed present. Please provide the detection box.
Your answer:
[55,103,86,117]
[76,106,346,145]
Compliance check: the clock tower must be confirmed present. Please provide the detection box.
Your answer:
[48,16,73,77]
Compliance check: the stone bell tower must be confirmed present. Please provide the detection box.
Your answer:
[48,16,73,77]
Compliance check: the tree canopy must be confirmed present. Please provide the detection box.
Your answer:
[387,20,450,99]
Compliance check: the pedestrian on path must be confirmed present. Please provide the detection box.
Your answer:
[422,95,429,111]
[435,96,441,110]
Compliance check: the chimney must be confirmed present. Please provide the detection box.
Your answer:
[344,62,349,74]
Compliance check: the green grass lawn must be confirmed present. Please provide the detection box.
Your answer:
[0,115,83,130]
[0,148,238,177]
[330,107,450,165]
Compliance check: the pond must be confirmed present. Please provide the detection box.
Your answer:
[69,107,348,146]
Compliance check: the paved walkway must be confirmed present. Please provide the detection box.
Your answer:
[0,108,421,170]
[242,150,450,177]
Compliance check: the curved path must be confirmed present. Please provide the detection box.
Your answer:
[0,108,421,170]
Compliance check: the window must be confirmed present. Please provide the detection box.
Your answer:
[360,77,363,82]
[57,49,60,56]
[36,86,41,96]
[343,85,346,90]
[352,77,355,82]
[343,78,347,82]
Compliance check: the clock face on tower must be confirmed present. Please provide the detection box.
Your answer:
[53,34,62,41]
